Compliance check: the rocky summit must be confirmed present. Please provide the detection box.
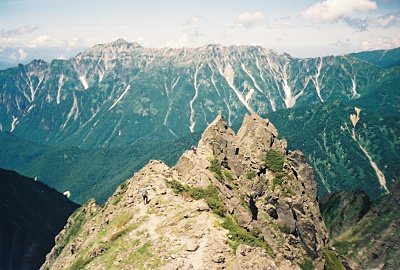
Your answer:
[41,113,346,270]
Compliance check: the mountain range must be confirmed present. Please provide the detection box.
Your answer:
[0,39,399,204]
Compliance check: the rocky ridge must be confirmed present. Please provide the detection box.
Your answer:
[41,113,344,269]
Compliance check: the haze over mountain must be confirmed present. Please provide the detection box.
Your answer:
[0,40,399,204]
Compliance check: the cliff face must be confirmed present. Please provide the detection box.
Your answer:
[42,114,341,270]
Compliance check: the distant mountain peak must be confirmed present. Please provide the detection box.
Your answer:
[109,38,142,48]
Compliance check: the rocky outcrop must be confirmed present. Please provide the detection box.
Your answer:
[176,113,328,263]
[42,113,339,269]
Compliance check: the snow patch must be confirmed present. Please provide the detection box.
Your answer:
[10,116,18,132]
[312,57,324,102]
[341,62,360,99]
[171,76,180,91]
[245,88,254,103]
[57,75,66,105]
[189,64,202,132]
[255,59,276,112]
[61,91,79,130]
[219,63,253,113]
[281,62,295,108]
[27,104,36,113]
[109,85,131,111]
[79,75,89,90]
[210,67,221,97]
[223,99,232,126]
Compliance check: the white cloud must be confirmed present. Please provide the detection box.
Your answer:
[342,17,369,31]
[360,37,400,50]
[18,48,27,61]
[1,25,38,37]
[176,15,207,47]
[375,12,400,28]
[28,35,52,48]
[233,11,267,28]
[302,0,377,22]
[183,15,204,26]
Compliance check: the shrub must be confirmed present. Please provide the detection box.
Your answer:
[222,218,272,254]
[167,179,189,194]
[209,157,223,180]
[70,256,93,270]
[245,171,256,180]
[271,177,283,191]
[166,180,226,217]
[323,248,345,270]
[189,186,226,217]
[223,169,234,182]
[264,150,285,172]
[300,258,314,270]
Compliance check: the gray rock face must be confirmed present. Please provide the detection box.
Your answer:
[42,113,337,269]
[176,113,330,266]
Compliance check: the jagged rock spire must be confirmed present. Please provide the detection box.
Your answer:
[43,113,334,270]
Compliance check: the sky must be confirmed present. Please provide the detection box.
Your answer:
[0,0,399,65]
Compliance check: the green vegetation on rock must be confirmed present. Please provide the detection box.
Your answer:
[299,259,314,270]
[264,150,285,172]
[166,179,226,217]
[322,248,345,270]
[209,156,223,181]
[221,218,272,253]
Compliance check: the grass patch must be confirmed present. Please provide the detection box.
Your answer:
[112,195,123,205]
[69,256,93,270]
[222,218,272,254]
[271,177,283,191]
[299,258,314,270]
[126,241,161,269]
[269,221,291,234]
[209,156,223,180]
[113,212,132,229]
[245,171,256,180]
[282,186,296,197]
[223,169,234,181]
[264,150,285,172]
[323,248,345,270]
[166,180,226,217]
[109,226,131,242]
[332,241,352,255]
[60,208,88,251]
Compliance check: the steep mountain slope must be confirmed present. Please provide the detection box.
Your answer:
[319,190,372,238]
[350,47,400,69]
[42,114,346,270]
[268,71,400,199]
[0,168,79,270]
[321,183,400,269]
[0,131,201,204]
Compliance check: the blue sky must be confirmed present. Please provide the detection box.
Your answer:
[0,0,399,64]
